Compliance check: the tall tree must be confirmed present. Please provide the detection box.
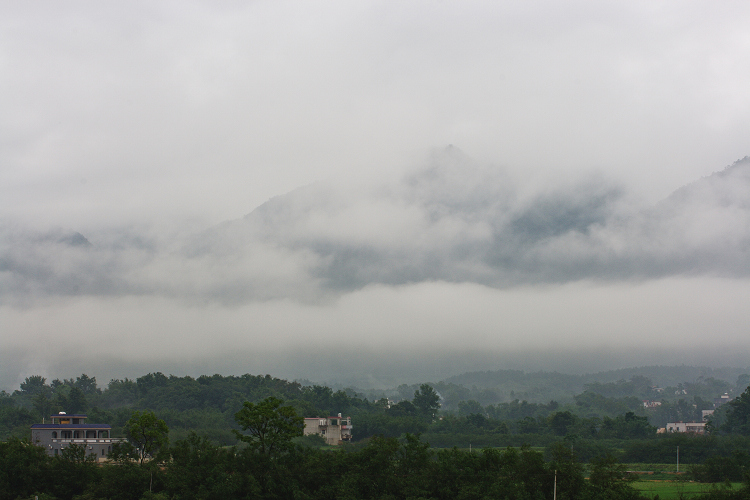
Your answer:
[723,384,750,435]
[68,386,88,414]
[234,396,303,457]
[125,410,169,465]
[548,441,586,500]
[32,391,52,421]
[18,375,48,396]
[588,453,637,498]
[74,373,99,395]
[412,384,440,420]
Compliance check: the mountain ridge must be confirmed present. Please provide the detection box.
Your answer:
[3,151,750,304]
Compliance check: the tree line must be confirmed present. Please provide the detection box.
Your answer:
[5,376,750,498]
[2,371,738,442]
[4,396,750,499]
[4,372,750,448]
[0,397,681,500]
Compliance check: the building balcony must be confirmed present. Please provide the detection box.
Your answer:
[52,438,127,444]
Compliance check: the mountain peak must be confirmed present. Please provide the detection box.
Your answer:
[718,156,750,178]
[663,156,750,208]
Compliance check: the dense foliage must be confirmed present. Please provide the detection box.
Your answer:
[4,369,750,498]
[0,424,657,500]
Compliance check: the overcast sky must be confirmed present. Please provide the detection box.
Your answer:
[2,1,750,391]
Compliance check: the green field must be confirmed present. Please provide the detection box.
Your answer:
[593,464,745,499]
[632,481,742,499]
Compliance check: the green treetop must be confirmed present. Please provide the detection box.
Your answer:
[233,396,303,457]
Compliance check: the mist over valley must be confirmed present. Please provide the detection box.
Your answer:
[3,1,750,394]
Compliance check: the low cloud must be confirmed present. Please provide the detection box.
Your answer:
[181,151,750,298]
[3,151,750,307]
[3,276,750,390]
[4,150,750,388]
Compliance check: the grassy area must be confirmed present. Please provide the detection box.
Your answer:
[594,464,745,499]
[632,481,741,499]
[623,463,682,473]
[620,463,687,481]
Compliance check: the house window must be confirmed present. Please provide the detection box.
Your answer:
[102,449,105,456]
[54,449,58,456]
[62,431,72,439]
[52,431,57,438]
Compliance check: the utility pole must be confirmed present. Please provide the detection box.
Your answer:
[676,446,679,473]
[553,469,557,500]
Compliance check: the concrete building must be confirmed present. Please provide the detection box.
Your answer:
[31,412,124,461]
[664,421,707,434]
[303,414,352,445]
[714,394,732,408]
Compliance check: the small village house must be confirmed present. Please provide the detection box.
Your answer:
[304,414,352,445]
[31,412,124,461]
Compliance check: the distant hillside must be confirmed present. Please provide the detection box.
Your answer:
[430,365,750,407]
[661,156,750,209]
[443,365,748,391]
[579,365,750,389]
